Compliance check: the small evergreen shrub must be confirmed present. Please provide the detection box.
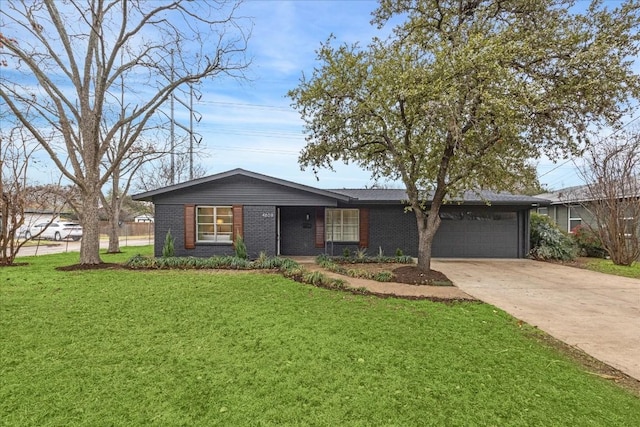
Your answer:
[342,247,351,258]
[572,225,607,258]
[530,213,577,261]
[395,248,404,257]
[162,230,175,258]
[234,234,248,259]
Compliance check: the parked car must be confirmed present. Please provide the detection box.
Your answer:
[25,222,83,241]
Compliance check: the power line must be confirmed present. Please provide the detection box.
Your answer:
[211,145,299,155]
[199,100,292,112]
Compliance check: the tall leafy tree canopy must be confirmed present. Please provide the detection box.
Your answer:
[289,0,640,270]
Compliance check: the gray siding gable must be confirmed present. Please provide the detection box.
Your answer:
[143,173,343,206]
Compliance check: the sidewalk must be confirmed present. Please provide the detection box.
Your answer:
[294,257,477,301]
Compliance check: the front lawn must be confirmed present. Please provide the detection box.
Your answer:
[584,258,640,279]
[1,249,639,426]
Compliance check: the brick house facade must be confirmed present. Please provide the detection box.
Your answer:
[133,169,546,259]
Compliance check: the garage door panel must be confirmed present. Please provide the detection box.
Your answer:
[433,211,518,258]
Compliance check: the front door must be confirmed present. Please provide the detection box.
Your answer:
[278,206,317,256]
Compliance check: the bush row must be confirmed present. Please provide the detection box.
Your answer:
[337,247,414,264]
[124,253,362,293]
[316,254,399,282]
[126,253,298,270]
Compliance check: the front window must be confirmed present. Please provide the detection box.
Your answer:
[326,209,359,242]
[569,206,582,233]
[197,206,232,243]
[623,217,635,237]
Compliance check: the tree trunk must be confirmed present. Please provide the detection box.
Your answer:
[107,200,121,253]
[79,190,102,265]
[107,219,120,253]
[414,206,442,272]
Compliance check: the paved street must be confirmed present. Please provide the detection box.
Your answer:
[15,237,153,257]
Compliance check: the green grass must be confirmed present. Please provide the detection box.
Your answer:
[2,248,639,426]
[584,258,640,279]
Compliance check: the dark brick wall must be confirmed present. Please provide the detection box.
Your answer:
[154,204,185,256]
[369,206,419,257]
[154,204,277,258]
[155,203,527,259]
[243,205,277,258]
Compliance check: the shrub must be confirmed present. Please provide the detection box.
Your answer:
[530,213,577,261]
[373,271,394,282]
[162,229,175,258]
[395,248,404,257]
[125,254,156,268]
[234,234,248,259]
[355,247,368,260]
[572,225,607,258]
[342,247,351,258]
[303,270,327,286]
[395,255,414,264]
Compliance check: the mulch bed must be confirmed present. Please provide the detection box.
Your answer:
[392,265,452,286]
[338,262,453,286]
[56,263,123,271]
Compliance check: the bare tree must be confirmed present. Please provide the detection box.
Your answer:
[0,0,250,264]
[577,130,640,266]
[101,138,165,253]
[0,119,67,265]
[135,143,209,192]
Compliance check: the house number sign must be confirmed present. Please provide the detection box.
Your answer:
[261,212,275,218]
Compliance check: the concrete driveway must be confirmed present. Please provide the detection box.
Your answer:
[431,259,640,381]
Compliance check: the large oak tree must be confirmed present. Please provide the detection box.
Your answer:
[0,0,250,264]
[289,0,640,271]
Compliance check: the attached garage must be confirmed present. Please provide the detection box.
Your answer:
[432,209,522,258]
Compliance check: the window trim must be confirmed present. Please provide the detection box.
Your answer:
[325,208,360,243]
[623,216,635,238]
[568,205,582,233]
[196,205,233,244]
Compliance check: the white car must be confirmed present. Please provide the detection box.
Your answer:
[26,222,83,241]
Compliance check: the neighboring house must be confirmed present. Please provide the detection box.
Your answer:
[132,168,548,259]
[536,183,639,234]
[535,186,593,233]
[134,214,154,223]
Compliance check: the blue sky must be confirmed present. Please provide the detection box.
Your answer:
[184,0,396,189]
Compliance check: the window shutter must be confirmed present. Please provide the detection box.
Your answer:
[232,205,243,242]
[315,207,325,248]
[359,208,369,248]
[184,204,195,249]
